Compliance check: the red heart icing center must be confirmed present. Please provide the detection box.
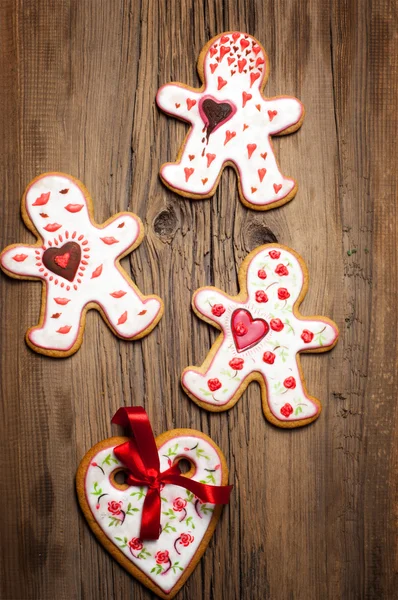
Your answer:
[199,95,237,141]
[42,242,81,282]
[231,308,269,352]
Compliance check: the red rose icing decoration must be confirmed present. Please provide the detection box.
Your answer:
[208,378,222,392]
[278,287,290,300]
[283,376,296,389]
[270,318,284,332]
[263,351,275,364]
[275,264,289,276]
[231,308,269,352]
[301,329,314,343]
[211,304,225,317]
[229,357,244,370]
[280,403,293,418]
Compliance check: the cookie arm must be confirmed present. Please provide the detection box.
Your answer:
[193,287,237,325]
[98,213,143,257]
[0,245,45,279]
[296,318,339,351]
[265,97,304,135]
[156,84,201,121]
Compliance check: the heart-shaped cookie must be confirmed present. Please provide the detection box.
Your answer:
[77,424,229,599]
[231,308,269,352]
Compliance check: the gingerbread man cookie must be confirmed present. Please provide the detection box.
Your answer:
[182,244,339,427]
[157,31,304,210]
[0,173,163,357]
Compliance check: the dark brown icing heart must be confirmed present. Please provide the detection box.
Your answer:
[42,242,81,282]
[199,97,236,140]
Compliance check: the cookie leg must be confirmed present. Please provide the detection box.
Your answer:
[260,356,320,424]
[27,293,85,354]
[160,136,223,197]
[236,147,295,208]
[97,271,162,339]
[182,342,250,408]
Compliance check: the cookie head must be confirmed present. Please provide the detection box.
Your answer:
[24,173,91,239]
[203,32,267,92]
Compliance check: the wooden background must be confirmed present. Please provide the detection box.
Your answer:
[0,1,397,598]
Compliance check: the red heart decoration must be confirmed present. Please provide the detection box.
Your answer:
[42,242,81,282]
[231,309,269,352]
[199,97,237,140]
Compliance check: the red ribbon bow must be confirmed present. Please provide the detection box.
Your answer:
[112,407,233,540]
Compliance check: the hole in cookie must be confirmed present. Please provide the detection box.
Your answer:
[109,468,129,491]
[173,457,196,478]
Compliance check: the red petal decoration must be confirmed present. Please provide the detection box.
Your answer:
[32,192,50,206]
[138,310,147,316]
[54,298,71,305]
[100,237,119,245]
[117,222,125,228]
[57,325,72,334]
[117,311,128,325]
[91,265,103,279]
[65,204,84,213]
[44,223,62,232]
[40,213,49,218]
[110,290,127,298]
[51,313,61,318]
[59,189,69,194]
[12,254,28,262]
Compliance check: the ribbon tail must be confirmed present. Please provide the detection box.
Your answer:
[140,487,162,540]
[163,474,233,504]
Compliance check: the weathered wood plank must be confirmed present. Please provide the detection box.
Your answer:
[0,1,396,599]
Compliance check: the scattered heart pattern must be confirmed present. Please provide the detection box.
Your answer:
[157,31,304,208]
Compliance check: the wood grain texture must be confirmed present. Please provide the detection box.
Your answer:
[0,1,396,599]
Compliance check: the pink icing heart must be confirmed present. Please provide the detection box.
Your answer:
[231,308,269,352]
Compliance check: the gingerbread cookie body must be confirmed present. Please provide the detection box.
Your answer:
[182,244,339,427]
[157,32,304,210]
[0,173,163,357]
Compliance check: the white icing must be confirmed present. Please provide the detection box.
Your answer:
[84,435,223,594]
[157,32,303,208]
[0,174,162,354]
[182,246,338,422]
